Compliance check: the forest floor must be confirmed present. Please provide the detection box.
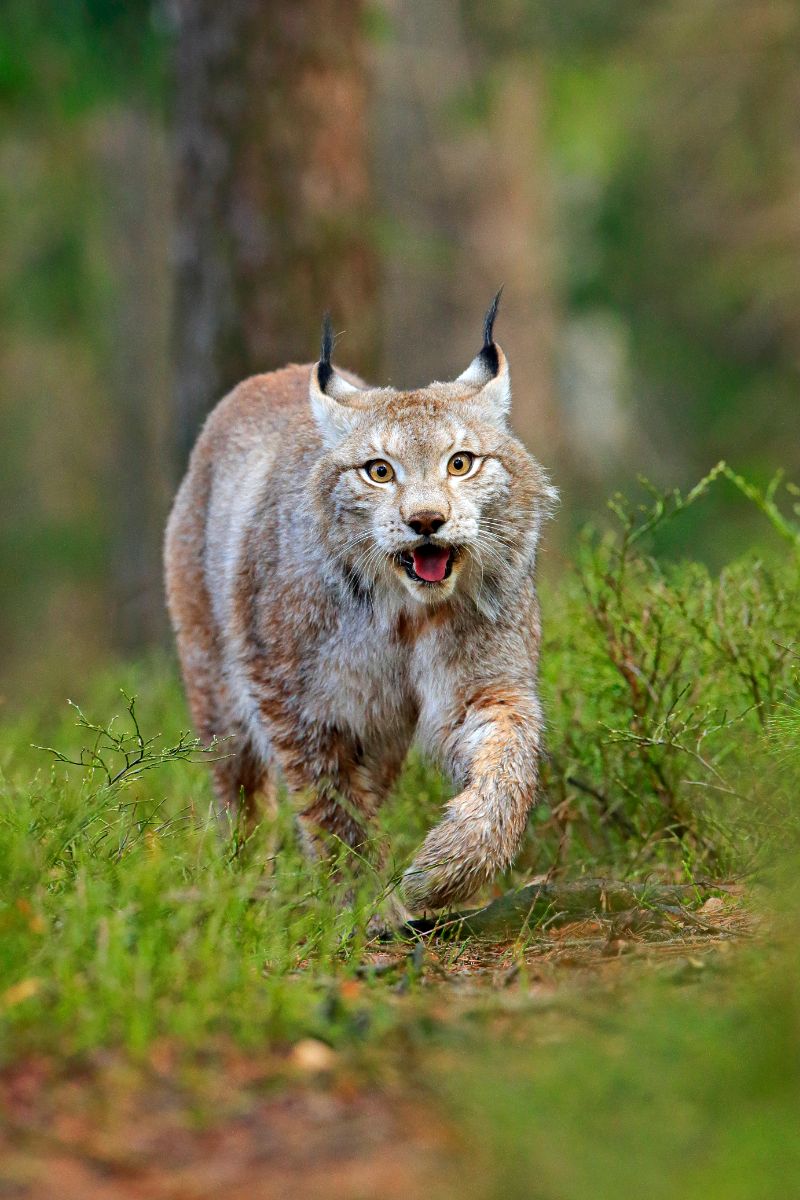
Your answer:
[2,895,756,1200]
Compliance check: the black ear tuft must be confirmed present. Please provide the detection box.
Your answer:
[318,312,334,392]
[479,286,503,376]
[482,286,503,348]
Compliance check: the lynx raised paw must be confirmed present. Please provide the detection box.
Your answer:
[401,800,497,913]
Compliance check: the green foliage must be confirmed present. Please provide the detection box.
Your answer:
[0,0,168,119]
[538,0,800,557]
[527,464,800,879]
[3,0,798,684]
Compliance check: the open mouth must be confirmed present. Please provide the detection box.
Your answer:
[398,544,456,585]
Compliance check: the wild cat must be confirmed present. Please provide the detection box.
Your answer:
[165,294,556,918]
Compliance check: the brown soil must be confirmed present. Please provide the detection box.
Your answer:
[1,905,750,1200]
[1,1053,458,1200]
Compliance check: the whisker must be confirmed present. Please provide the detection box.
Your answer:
[331,530,374,562]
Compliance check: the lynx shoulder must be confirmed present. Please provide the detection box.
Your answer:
[165,295,556,915]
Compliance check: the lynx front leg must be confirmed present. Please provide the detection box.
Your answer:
[402,690,542,912]
[280,733,392,866]
[295,786,372,861]
[288,745,414,930]
[294,779,413,932]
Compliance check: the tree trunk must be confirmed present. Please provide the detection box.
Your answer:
[96,110,172,653]
[372,1,562,467]
[172,0,378,473]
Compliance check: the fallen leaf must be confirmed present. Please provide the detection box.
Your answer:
[290,1038,337,1073]
[3,978,41,1008]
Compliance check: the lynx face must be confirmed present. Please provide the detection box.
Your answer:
[309,300,553,611]
[318,401,523,607]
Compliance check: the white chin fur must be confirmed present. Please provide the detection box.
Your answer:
[400,574,457,605]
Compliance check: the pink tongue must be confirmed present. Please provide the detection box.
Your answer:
[412,545,451,582]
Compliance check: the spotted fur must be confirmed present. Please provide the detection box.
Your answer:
[165,315,556,915]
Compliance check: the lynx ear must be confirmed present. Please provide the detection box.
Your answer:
[310,313,364,446]
[456,289,511,424]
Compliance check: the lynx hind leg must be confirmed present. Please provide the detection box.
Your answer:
[167,615,268,830]
[211,733,279,832]
[166,470,276,830]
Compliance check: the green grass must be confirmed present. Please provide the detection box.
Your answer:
[2,468,800,1197]
[0,664,398,1058]
[443,918,800,1200]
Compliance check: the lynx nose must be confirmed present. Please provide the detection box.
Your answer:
[406,511,447,537]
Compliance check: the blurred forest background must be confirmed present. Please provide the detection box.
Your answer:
[1,0,798,702]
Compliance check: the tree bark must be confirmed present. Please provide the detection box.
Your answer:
[372,1,562,466]
[96,110,171,653]
[172,0,378,473]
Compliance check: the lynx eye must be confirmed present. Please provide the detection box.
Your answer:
[365,459,395,484]
[447,451,474,477]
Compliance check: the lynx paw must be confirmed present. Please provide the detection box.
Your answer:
[401,818,493,913]
[365,891,414,939]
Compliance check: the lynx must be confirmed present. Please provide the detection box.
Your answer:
[164,294,556,918]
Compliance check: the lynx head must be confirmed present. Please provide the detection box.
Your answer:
[309,293,556,615]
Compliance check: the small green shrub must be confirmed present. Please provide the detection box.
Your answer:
[525,463,800,880]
